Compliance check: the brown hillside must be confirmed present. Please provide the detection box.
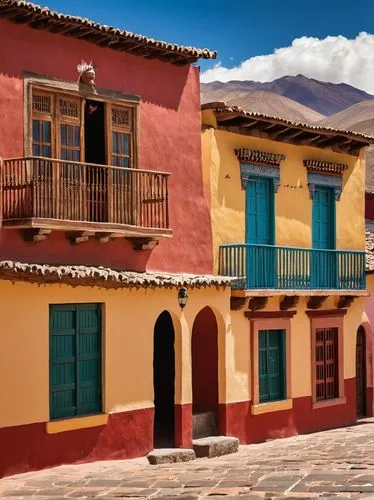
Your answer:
[201,89,325,124]
[319,100,374,135]
[319,101,374,192]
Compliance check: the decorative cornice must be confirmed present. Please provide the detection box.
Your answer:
[245,310,297,319]
[306,309,347,318]
[240,163,281,192]
[307,173,343,201]
[235,148,286,166]
[303,160,348,175]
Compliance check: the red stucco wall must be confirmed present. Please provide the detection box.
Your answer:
[0,20,213,274]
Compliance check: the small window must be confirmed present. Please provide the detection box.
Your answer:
[315,328,339,401]
[258,329,286,403]
[50,304,102,420]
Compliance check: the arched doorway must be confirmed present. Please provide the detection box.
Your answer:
[153,311,175,448]
[192,306,219,438]
[356,326,367,417]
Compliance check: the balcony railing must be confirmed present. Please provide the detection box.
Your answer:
[1,157,170,235]
[219,244,366,291]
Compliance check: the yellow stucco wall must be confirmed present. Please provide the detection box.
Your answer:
[0,280,231,429]
[201,111,366,404]
[201,113,365,273]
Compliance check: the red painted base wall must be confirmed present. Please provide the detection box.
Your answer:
[1,380,358,478]
[0,408,154,478]
[219,378,356,444]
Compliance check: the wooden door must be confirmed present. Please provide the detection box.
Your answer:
[356,326,366,417]
[312,187,336,288]
[245,177,275,288]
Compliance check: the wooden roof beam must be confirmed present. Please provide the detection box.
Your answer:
[216,111,243,121]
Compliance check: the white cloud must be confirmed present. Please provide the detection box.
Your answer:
[201,32,374,94]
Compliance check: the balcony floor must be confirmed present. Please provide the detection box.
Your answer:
[2,217,173,245]
[231,289,369,297]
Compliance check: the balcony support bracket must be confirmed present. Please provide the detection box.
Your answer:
[230,296,247,311]
[307,295,327,309]
[280,295,299,310]
[337,295,356,309]
[69,231,95,244]
[248,296,269,311]
[128,238,160,251]
[22,228,52,243]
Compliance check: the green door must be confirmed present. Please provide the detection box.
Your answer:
[50,304,102,420]
[312,187,336,288]
[246,177,275,288]
[259,329,285,403]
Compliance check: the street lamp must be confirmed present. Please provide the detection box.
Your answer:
[178,287,188,309]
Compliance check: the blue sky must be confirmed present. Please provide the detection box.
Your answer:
[41,0,374,91]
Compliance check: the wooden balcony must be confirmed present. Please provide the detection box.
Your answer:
[219,244,366,291]
[1,157,172,246]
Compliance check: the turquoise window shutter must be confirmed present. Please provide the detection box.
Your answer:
[50,304,102,420]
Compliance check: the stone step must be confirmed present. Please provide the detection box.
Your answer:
[192,411,217,439]
[147,448,196,465]
[193,436,239,458]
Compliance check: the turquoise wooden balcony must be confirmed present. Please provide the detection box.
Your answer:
[219,244,366,291]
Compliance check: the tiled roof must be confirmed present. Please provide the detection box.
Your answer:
[0,261,231,288]
[202,102,374,154]
[0,0,216,65]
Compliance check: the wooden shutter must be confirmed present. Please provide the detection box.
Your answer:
[31,90,54,158]
[57,95,83,162]
[50,304,102,420]
[76,304,102,415]
[108,104,134,168]
[50,305,77,419]
[258,329,286,403]
[315,328,338,401]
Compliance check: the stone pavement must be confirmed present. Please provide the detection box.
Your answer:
[3,419,374,499]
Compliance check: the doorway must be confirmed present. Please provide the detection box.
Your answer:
[192,306,219,438]
[153,311,175,448]
[356,326,366,417]
[84,99,107,222]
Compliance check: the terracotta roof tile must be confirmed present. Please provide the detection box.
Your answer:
[0,260,231,288]
[0,0,216,65]
[202,101,374,146]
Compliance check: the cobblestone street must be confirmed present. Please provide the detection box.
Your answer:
[2,419,374,499]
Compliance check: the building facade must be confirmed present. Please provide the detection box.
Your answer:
[0,1,231,477]
[202,102,374,443]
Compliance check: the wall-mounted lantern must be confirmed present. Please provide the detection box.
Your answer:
[178,287,188,309]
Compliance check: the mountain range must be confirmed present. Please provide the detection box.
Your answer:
[201,75,374,190]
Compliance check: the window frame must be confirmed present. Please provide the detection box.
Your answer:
[245,311,294,415]
[307,309,346,409]
[24,76,140,169]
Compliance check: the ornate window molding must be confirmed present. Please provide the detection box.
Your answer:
[235,149,286,192]
[304,160,348,201]
[235,148,285,166]
[307,173,343,201]
[239,163,281,192]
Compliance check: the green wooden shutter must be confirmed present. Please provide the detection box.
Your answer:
[50,304,102,420]
[77,304,102,415]
[50,305,77,419]
[258,329,286,403]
